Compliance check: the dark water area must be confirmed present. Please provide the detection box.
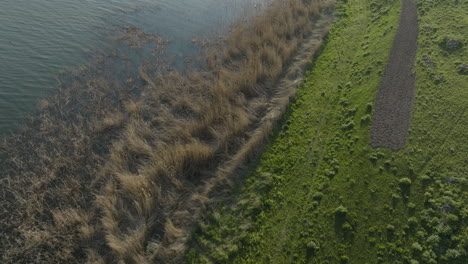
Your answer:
[0,0,268,137]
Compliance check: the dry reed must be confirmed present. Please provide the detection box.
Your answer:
[0,0,334,263]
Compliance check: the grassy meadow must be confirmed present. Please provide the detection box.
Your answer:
[185,0,467,263]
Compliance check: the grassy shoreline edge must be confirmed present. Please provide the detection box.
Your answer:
[185,0,467,263]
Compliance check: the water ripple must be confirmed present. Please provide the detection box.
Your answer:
[0,0,269,136]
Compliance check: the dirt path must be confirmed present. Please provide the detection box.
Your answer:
[370,0,418,150]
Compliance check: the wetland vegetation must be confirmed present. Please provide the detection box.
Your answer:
[1,0,333,262]
[0,0,466,263]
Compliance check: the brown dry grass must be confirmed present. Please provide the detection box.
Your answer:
[0,0,334,263]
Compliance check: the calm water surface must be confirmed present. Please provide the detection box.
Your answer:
[0,0,267,136]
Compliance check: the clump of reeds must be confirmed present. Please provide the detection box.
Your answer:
[0,68,130,263]
[0,0,333,263]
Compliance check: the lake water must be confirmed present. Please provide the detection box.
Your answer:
[0,0,267,136]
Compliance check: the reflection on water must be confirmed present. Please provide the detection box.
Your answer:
[0,0,269,136]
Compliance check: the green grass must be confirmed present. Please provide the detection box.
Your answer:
[185,0,467,263]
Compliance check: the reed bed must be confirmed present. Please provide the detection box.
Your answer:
[0,0,334,263]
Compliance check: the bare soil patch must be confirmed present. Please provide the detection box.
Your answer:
[370,0,418,150]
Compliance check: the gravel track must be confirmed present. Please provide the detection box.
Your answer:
[370,0,418,150]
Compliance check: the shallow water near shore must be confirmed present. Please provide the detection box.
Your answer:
[0,0,268,137]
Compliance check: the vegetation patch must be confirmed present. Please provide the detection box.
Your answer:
[0,0,334,263]
[185,0,467,263]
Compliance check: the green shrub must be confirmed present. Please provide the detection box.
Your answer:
[365,103,373,113]
[342,222,353,232]
[399,177,412,187]
[311,201,319,208]
[339,98,350,106]
[420,174,431,183]
[416,230,426,239]
[411,242,423,252]
[347,106,358,116]
[360,114,371,125]
[427,234,440,246]
[313,192,323,201]
[445,249,461,259]
[369,152,378,163]
[408,217,418,227]
[446,214,459,223]
[384,160,391,168]
[324,169,336,179]
[422,250,432,261]
[341,121,355,131]
[306,240,319,251]
[334,205,349,216]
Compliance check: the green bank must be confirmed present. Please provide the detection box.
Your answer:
[185,0,467,263]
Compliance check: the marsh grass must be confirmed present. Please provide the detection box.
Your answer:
[0,0,333,263]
